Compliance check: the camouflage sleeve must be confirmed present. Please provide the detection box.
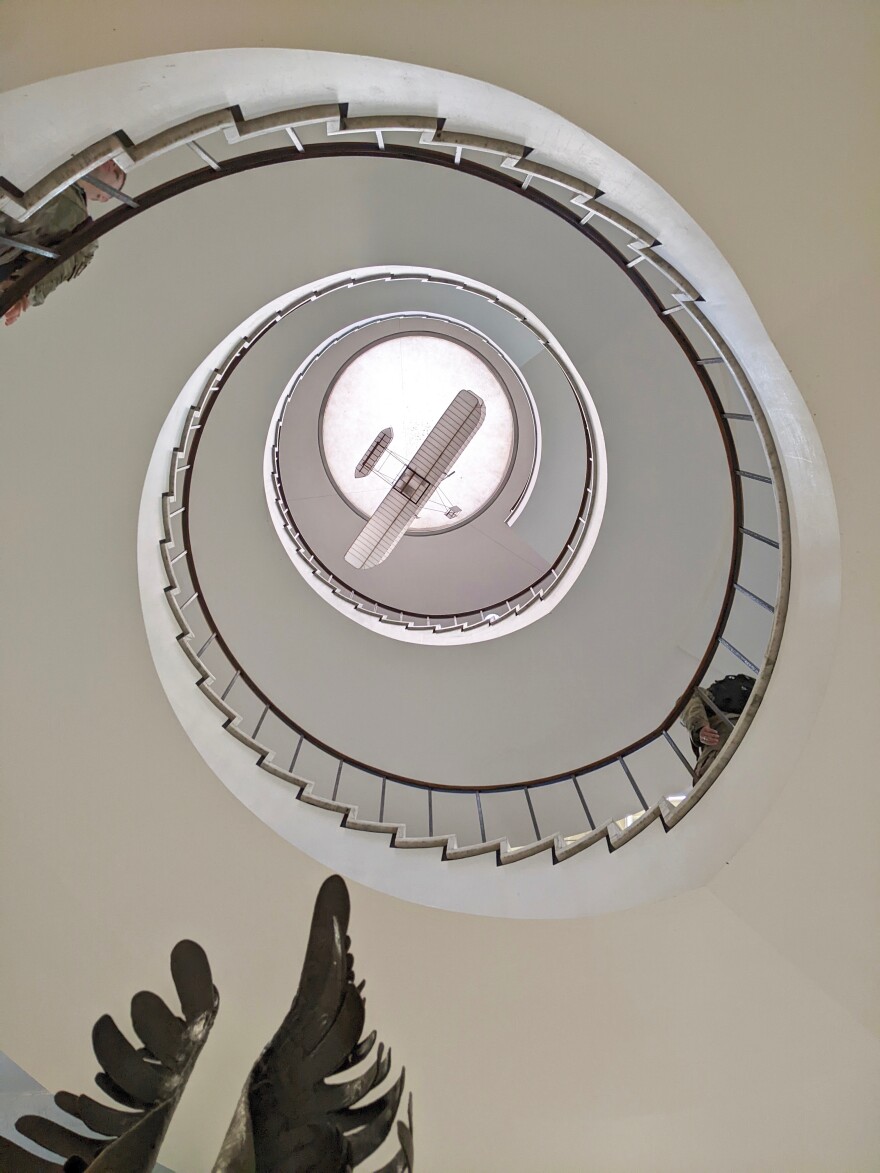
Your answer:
[680,690,710,734]
[29,243,98,306]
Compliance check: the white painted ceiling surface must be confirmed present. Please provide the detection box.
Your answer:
[184,157,730,784]
[0,10,878,1173]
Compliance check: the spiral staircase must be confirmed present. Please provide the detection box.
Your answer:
[1,19,877,1173]
[2,94,787,871]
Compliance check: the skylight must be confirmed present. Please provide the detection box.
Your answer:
[321,333,515,532]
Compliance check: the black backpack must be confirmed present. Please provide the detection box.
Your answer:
[690,674,755,757]
[705,673,755,716]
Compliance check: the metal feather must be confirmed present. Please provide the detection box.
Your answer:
[0,940,218,1172]
[213,875,414,1172]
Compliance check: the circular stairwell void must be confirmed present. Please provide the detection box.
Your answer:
[266,278,598,639]
[137,162,783,903]
[133,155,783,906]
[0,47,820,913]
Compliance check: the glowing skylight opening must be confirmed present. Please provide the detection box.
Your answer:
[321,333,515,532]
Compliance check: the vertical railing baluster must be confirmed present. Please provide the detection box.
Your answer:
[379,777,387,823]
[740,526,780,549]
[194,629,215,657]
[663,729,696,777]
[83,170,139,206]
[618,756,648,810]
[289,736,304,773]
[332,761,342,802]
[252,704,269,740]
[428,789,434,837]
[733,581,774,612]
[476,793,486,843]
[718,636,760,674]
[0,233,59,259]
[524,788,541,840]
[572,776,596,830]
[188,140,221,171]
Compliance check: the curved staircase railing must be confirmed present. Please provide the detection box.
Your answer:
[2,99,790,863]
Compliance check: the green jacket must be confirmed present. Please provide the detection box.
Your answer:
[680,687,736,755]
[0,186,98,306]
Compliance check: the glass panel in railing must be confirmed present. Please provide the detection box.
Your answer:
[335,766,383,823]
[622,735,693,809]
[291,740,344,801]
[430,789,484,847]
[529,778,596,841]
[480,789,541,848]
[380,781,431,839]
[575,762,644,829]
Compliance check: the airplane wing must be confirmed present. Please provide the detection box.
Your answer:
[406,388,486,484]
[344,390,485,570]
[354,428,393,478]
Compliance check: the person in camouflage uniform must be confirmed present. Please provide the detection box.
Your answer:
[680,674,755,783]
[1,160,126,325]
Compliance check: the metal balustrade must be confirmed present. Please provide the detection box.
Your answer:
[1,98,790,862]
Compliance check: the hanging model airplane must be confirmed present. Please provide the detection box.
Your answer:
[345,389,486,570]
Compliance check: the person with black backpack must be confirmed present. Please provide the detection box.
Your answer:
[680,674,755,783]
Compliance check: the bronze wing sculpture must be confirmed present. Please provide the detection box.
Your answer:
[0,940,218,1173]
[214,874,414,1173]
[1,877,414,1173]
